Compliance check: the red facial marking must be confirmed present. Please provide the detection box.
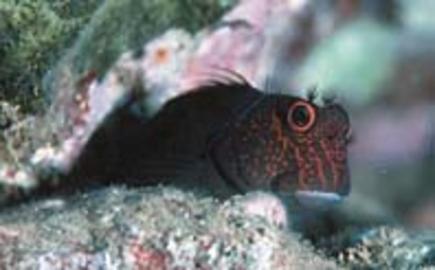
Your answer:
[320,140,338,189]
[272,99,349,195]
[283,103,319,190]
[206,83,350,197]
[309,143,327,189]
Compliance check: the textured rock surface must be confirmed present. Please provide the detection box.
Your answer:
[2,186,435,269]
[338,227,435,269]
[0,187,339,269]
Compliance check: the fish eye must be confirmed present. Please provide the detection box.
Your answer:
[288,101,316,132]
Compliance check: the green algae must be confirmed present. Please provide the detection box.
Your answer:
[0,0,101,112]
[0,0,232,112]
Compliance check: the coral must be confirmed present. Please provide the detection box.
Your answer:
[0,101,38,204]
[46,0,233,100]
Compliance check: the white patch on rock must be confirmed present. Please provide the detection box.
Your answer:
[240,191,289,229]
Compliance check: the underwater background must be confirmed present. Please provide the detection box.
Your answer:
[1,0,435,269]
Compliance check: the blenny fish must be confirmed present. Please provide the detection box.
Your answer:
[62,74,351,205]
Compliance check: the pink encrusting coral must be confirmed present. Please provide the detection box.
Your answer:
[31,51,144,173]
[179,0,317,91]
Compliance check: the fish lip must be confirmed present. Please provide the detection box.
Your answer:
[295,190,343,209]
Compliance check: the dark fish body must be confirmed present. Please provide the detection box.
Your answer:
[63,80,351,201]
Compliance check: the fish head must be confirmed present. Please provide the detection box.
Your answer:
[209,93,351,204]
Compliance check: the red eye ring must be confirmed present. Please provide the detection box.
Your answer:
[288,101,316,132]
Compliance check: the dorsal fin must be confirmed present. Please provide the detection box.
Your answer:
[185,66,252,90]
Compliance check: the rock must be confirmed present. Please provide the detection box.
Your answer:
[338,226,435,269]
[3,185,435,269]
[0,186,339,269]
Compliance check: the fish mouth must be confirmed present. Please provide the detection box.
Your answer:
[295,190,343,209]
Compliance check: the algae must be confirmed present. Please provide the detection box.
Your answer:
[0,0,101,112]
[0,0,232,112]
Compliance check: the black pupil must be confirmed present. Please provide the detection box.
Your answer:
[292,105,310,127]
